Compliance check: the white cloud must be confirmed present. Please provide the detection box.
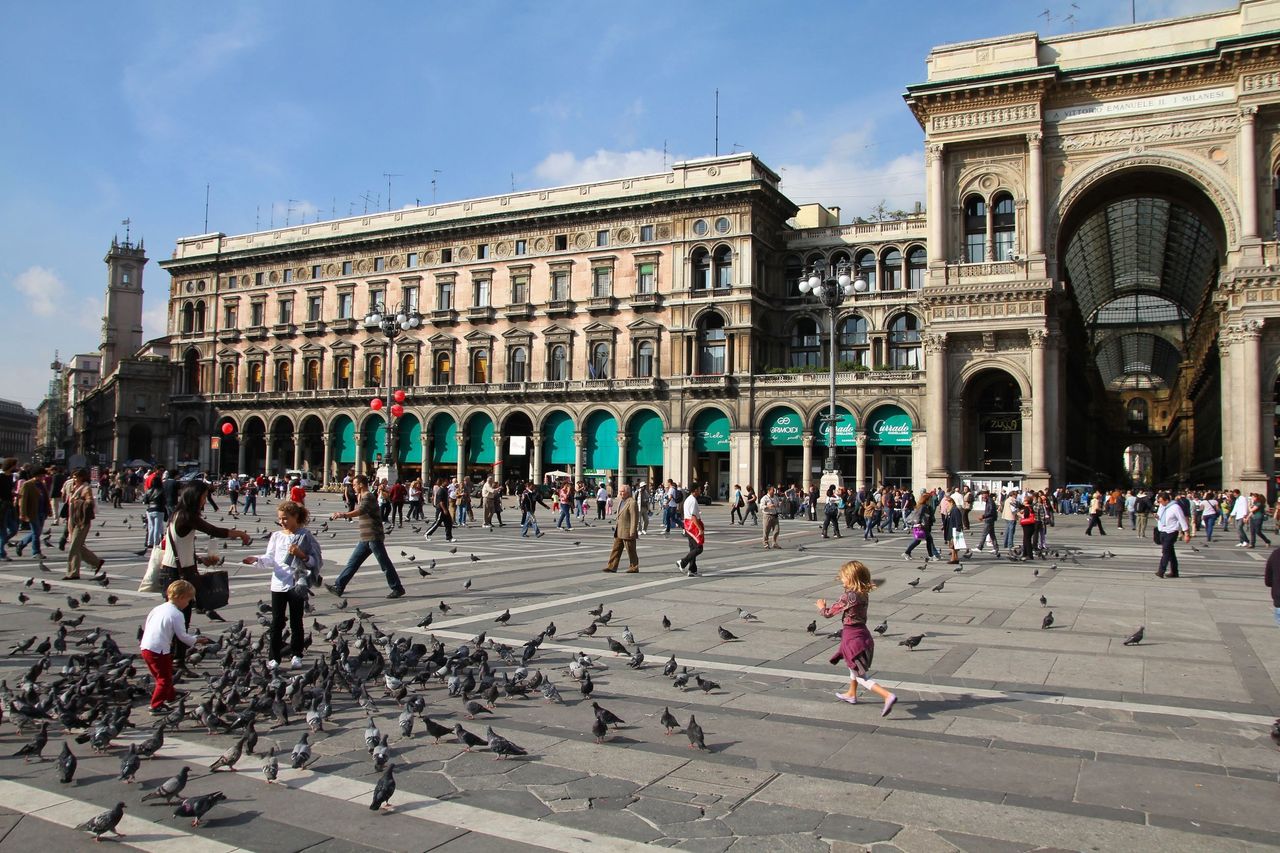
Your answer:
[777,131,925,223]
[532,148,670,186]
[142,303,169,342]
[13,266,67,317]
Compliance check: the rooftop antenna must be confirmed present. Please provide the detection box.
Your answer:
[360,191,377,215]
[1130,0,1135,23]
[383,172,402,210]
[331,197,336,219]
[255,204,260,231]
[511,172,516,192]
[285,199,298,226]
[432,170,442,204]
[714,88,719,156]
[121,218,132,245]
[663,139,668,170]
[203,183,210,232]
[731,142,744,153]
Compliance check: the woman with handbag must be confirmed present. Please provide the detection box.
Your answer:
[63,468,105,580]
[160,483,251,665]
[1019,500,1039,561]
[242,500,322,669]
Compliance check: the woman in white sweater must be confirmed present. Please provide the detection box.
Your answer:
[242,500,322,669]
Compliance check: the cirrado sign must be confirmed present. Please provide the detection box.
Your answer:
[867,410,912,446]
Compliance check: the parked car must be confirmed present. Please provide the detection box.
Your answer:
[286,469,317,490]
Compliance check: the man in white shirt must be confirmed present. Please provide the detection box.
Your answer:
[1228,489,1250,546]
[1155,491,1189,579]
[676,484,703,577]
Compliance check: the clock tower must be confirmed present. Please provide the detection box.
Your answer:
[100,224,147,381]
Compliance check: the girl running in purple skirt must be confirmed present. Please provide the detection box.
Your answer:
[817,560,897,716]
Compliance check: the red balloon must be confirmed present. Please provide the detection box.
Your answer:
[393,389,406,403]
[390,404,405,418]
[370,398,384,411]
[221,422,234,436]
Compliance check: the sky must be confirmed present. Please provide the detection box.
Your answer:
[0,0,1230,409]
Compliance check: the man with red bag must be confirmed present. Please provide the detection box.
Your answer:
[676,483,704,577]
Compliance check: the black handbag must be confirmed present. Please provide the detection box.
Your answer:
[196,569,230,610]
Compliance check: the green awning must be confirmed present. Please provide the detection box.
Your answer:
[331,415,355,464]
[762,407,804,447]
[361,417,387,463]
[814,406,857,447]
[583,411,619,470]
[692,409,730,453]
[397,414,421,464]
[542,410,576,466]
[467,414,495,465]
[626,409,664,467]
[866,405,912,446]
[430,415,457,464]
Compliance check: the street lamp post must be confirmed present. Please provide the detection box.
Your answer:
[363,300,422,485]
[798,259,867,491]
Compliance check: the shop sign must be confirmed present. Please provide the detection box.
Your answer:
[764,410,803,447]
[867,409,912,446]
[815,410,857,447]
[981,415,1020,433]
[693,413,731,452]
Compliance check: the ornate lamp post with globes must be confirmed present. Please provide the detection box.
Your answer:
[797,259,867,491]
[363,300,422,485]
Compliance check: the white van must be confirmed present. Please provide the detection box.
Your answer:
[286,470,317,491]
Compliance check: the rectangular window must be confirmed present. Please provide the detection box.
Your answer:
[993,231,1015,261]
[227,275,238,289]
[474,279,490,307]
[437,281,454,310]
[283,269,293,283]
[374,257,385,272]
[637,263,655,294]
[441,248,453,263]
[639,224,654,242]
[223,305,237,328]
[403,286,418,313]
[551,270,569,301]
[554,235,568,251]
[406,252,418,269]
[965,233,985,264]
[311,265,322,279]
[338,293,353,319]
[592,268,612,297]
[511,274,529,304]
[307,295,322,322]
[251,302,264,326]
[342,260,353,275]
[369,288,384,310]
[515,239,526,256]
[596,230,608,247]
[278,299,293,325]
[255,272,264,286]
[477,244,489,260]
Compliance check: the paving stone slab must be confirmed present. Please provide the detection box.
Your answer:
[626,795,706,826]
[672,837,736,853]
[542,807,665,843]
[450,787,551,820]
[1074,761,1280,833]
[815,813,903,844]
[723,800,827,835]
[934,830,1032,853]
[424,831,558,853]
[725,832,832,853]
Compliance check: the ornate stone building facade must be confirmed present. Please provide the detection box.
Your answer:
[160,1,1280,494]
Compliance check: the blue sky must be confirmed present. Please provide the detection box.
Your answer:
[0,0,1227,408]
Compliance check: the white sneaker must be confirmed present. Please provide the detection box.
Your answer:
[290,656,303,669]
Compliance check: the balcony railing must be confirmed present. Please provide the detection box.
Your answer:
[503,302,534,319]
[328,318,357,334]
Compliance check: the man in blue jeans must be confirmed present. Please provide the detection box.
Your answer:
[325,474,405,599]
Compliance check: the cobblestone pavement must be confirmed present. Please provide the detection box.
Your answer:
[0,495,1277,852]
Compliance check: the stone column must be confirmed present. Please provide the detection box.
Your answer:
[926,143,946,264]
[1027,132,1044,256]
[493,431,504,484]
[923,332,948,485]
[749,433,761,490]
[352,435,362,477]
[456,435,465,482]
[573,432,584,482]
[1028,329,1049,484]
[1239,320,1264,480]
[531,432,543,484]
[421,432,431,481]
[237,439,246,476]
[264,437,273,478]
[801,435,813,491]
[616,435,628,490]
[293,433,303,471]
[321,433,331,487]
[855,435,867,492]
[1240,107,1259,240]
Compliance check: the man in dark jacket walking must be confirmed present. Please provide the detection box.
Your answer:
[1265,548,1280,628]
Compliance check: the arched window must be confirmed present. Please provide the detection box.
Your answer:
[783,254,803,294]
[400,353,417,386]
[248,362,263,393]
[992,192,1016,261]
[964,195,987,262]
[713,246,733,289]
[182,349,200,394]
[275,361,291,392]
[907,246,927,289]
[855,250,876,291]
[888,314,922,369]
[697,313,726,375]
[433,352,451,385]
[1127,397,1149,433]
[366,355,383,387]
[194,301,206,333]
[789,317,822,368]
[548,345,568,381]
[690,248,710,291]
[471,350,488,384]
[304,358,320,391]
[335,357,351,390]
[838,315,869,368]
[589,342,610,380]
[220,363,236,393]
[635,341,655,377]
[181,303,195,334]
[881,248,903,291]
[508,346,528,383]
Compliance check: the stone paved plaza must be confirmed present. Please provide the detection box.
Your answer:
[0,495,1277,852]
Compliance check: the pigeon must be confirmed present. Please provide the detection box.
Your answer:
[174,791,227,827]
[661,614,671,630]
[1271,719,1280,748]
[717,626,739,641]
[1041,611,1054,630]
[364,719,382,752]
[439,601,451,613]
[695,675,720,693]
[464,701,492,719]
[898,634,925,650]
[117,744,140,783]
[931,580,946,592]
[579,671,594,698]
[136,724,166,757]
[454,723,486,751]
[372,734,391,771]
[953,564,964,573]
[663,654,678,677]
[290,731,312,768]
[142,766,189,803]
[805,619,817,635]
[1039,595,1048,607]
[576,623,598,637]
[660,707,680,734]
[591,715,608,743]
[607,637,629,656]
[398,709,415,738]
[495,609,511,624]
[737,607,759,622]
[485,726,527,759]
[262,745,279,783]
[686,715,707,750]
[14,722,48,762]
[672,668,690,690]
[1123,626,1145,646]
[873,620,888,635]
[469,554,480,562]
[418,565,431,577]
[588,603,604,617]
[622,625,636,645]
[371,763,394,809]
[75,802,126,841]
[417,613,434,628]
[907,577,921,587]
[592,702,624,729]
[56,741,77,783]
[423,715,451,743]
[464,579,473,591]
[210,735,247,772]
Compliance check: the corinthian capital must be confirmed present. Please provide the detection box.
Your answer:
[922,332,947,355]
[1028,328,1048,348]
[926,143,945,164]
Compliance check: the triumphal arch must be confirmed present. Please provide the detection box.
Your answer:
[905,0,1280,492]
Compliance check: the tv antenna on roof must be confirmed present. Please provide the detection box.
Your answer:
[432,170,442,204]
[121,218,131,245]
[383,173,402,211]
[286,199,298,226]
